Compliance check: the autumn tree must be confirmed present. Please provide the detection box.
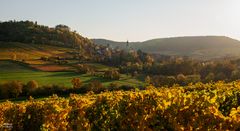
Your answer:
[104,70,120,80]
[71,78,82,89]
[76,64,95,74]
[7,81,23,98]
[86,80,105,93]
[24,80,38,95]
[27,80,38,90]
[144,55,154,66]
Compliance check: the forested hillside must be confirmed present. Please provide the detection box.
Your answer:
[93,36,240,59]
[0,21,92,48]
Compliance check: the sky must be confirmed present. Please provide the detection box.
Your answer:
[0,0,240,41]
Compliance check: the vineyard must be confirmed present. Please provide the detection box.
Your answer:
[0,81,240,130]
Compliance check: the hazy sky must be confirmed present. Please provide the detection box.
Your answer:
[0,0,240,41]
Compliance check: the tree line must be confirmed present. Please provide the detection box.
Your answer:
[0,78,139,100]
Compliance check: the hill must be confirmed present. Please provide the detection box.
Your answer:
[0,21,101,61]
[0,21,128,64]
[93,36,240,59]
[0,21,93,48]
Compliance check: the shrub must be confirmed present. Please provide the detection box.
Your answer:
[176,74,187,85]
[30,85,68,97]
[151,75,176,87]
[23,80,38,96]
[103,70,120,80]
[10,81,23,98]
[108,82,121,91]
[3,81,23,98]
[84,80,105,93]
[76,64,95,74]
[215,72,227,81]
[205,72,215,82]
[71,78,82,89]
[185,75,201,84]
[118,85,135,91]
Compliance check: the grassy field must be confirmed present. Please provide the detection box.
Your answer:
[0,60,144,87]
[0,42,74,60]
[0,41,144,88]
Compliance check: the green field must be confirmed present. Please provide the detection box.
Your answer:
[0,41,144,88]
[0,60,144,87]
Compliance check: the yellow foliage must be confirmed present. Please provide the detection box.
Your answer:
[0,81,240,130]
